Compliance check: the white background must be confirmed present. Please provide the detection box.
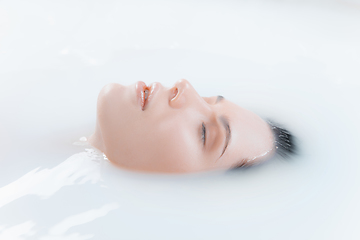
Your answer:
[1,1,360,239]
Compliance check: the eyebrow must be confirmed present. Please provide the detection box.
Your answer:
[219,116,231,158]
[214,95,231,159]
[216,95,224,103]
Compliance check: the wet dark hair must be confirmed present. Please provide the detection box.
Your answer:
[267,120,297,159]
[232,120,297,169]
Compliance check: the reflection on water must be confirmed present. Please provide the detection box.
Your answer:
[0,221,36,240]
[47,203,119,236]
[0,145,114,240]
[0,147,105,209]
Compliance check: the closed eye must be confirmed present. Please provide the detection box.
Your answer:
[201,122,206,146]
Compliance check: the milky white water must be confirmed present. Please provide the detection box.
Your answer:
[1,0,360,239]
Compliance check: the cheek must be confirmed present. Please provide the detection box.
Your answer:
[147,120,196,159]
[98,101,205,172]
[97,87,137,140]
[135,117,204,172]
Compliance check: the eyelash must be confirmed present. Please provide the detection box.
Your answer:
[201,123,206,146]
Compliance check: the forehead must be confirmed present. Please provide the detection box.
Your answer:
[217,100,274,166]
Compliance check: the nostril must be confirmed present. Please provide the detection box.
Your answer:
[170,87,178,101]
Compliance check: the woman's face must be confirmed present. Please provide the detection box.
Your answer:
[89,79,274,173]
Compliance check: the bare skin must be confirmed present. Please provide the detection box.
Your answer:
[89,79,275,173]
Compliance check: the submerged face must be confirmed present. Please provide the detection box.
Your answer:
[89,79,275,173]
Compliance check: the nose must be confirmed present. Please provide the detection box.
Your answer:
[169,79,209,110]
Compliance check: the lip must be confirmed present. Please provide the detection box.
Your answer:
[135,81,147,110]
[143,82,160,110]
[135,81,160,111]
